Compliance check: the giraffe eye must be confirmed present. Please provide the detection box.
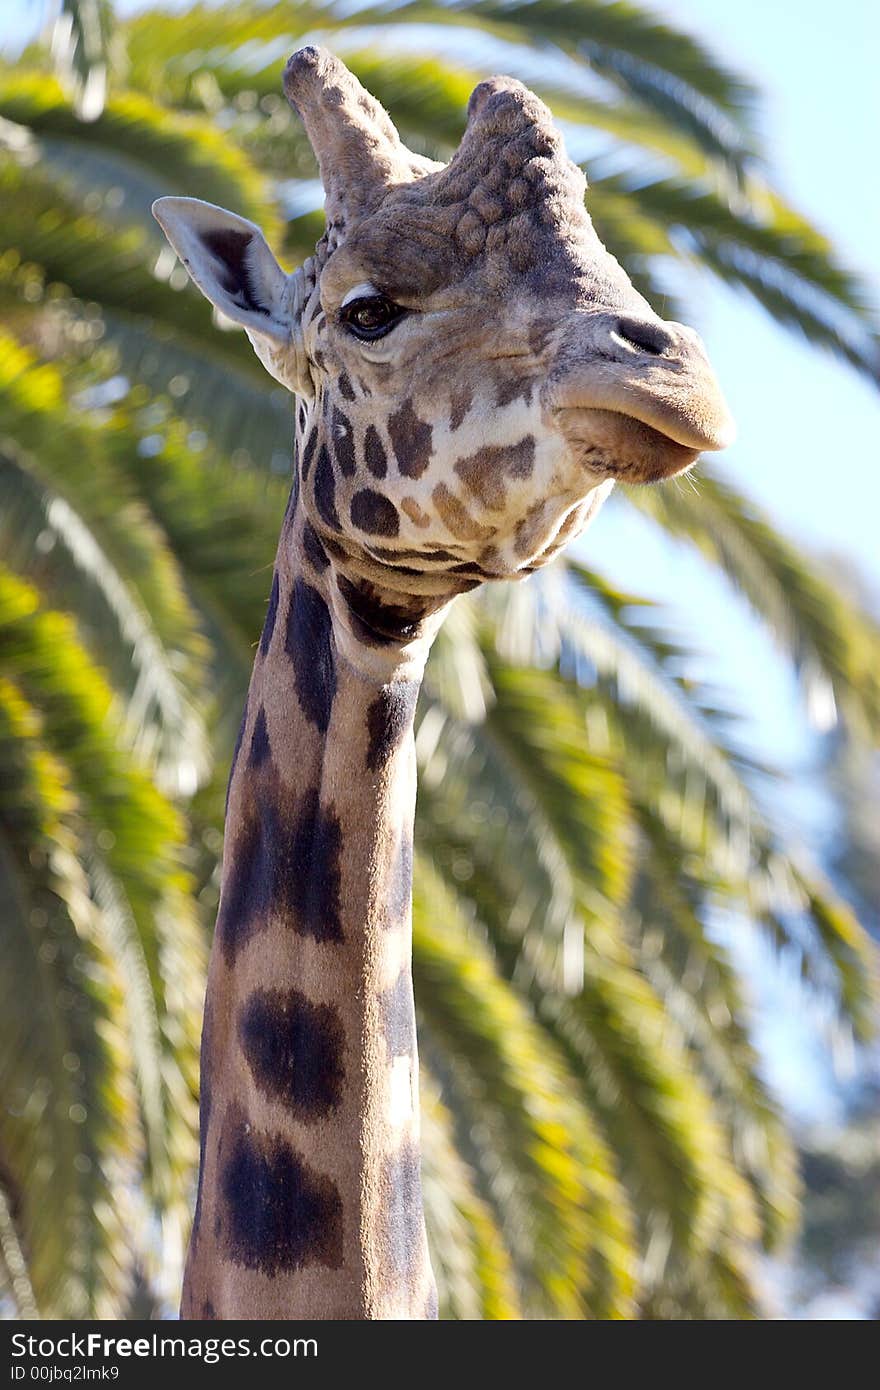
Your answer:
[340,294,406,341]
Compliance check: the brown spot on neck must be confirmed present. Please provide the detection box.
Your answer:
[453,436,535,511]
[388,398,433,479]
[401,497,431,529]
[449,385,472,431]
[432,482,493,541]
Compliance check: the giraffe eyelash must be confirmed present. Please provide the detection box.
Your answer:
[341,282,381,307]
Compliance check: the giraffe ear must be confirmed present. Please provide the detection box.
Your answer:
[283,46,438,228]
[152,196,310,392]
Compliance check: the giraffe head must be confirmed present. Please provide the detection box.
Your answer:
[154,47,733,595]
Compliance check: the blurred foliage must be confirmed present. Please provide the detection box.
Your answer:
[0,0,879,1320]
[795,1086,880,1318]
[793,629,880,1319]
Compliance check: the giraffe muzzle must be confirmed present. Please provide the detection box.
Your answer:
[547,312,735,473]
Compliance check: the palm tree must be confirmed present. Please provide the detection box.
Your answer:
[1,0,878,1319]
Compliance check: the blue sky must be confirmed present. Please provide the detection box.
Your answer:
[588,0,880,742]
[3,0,878,1117]
[660,0,879,572]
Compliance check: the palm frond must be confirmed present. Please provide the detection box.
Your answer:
[0,73,280,237]
[335,0,759,176]
[0,664,137,1316]
[420,1066,522,1319]
[593,173,879,380]
[0,567,202,1310]
[0,157,264,377]
[0,445,209,792]
[0,334,211,788]
[413,855,635,1318]
[53,0,114,121]
[629,467,880,738]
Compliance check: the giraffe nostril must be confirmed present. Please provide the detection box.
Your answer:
[614,316,674,358]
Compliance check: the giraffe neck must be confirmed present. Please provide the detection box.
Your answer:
[182,484,442,1320]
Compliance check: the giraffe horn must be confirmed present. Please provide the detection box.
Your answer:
[439,73,586,212]
[465,74,547,128]
[283,47,435,228]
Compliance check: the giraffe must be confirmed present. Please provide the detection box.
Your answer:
[153,46,733,1321]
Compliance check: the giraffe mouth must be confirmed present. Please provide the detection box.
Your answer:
[547,328,735,479]
[554,406,703,483]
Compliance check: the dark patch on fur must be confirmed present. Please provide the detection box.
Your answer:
[369,545,458,564]
[388,831,414,926]
[216,779,344,958]
[288,788,344,942]
[225,697,248,815]
[380,968,416,1057]
[421,547,459,562]
[337,576,428,647]
[432,482,491,541]
[301,521,330,572]
[260,571,280,657]
[215,795,277,962]
[239,987,345,1120]
[454,437,535,511]
[350,488,400,537]
[190,996,215,1250]
[332,406,356,477]
[285,578,336,734]
[496,376,534,408]
[337,371,356,401]
[283,467,300,525]
[449,386,472,432]
[365,682,418,772]
[248,706,270,767]
[201,1300,216,1320]
[220,1104,343,1275]
[364,424,387,479]
[321,536,348,564]
[313,442,341,532]
[372,562,423,578]
[300,426,318,481]
[381,1142,424,1297]
[388,398,433,479]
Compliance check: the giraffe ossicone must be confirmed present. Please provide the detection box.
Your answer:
[154,46,733,1320]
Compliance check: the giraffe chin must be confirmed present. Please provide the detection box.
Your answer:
[554,407,701,484]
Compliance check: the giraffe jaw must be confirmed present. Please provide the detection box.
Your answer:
[553,406,704,484]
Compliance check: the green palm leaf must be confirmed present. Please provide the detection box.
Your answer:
[0,74,280,238]
[413,855,635,1318]
[420,1066,522,1319]
[0,568,202,1315]
[591,175,879,380]
[629,467,880,736]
